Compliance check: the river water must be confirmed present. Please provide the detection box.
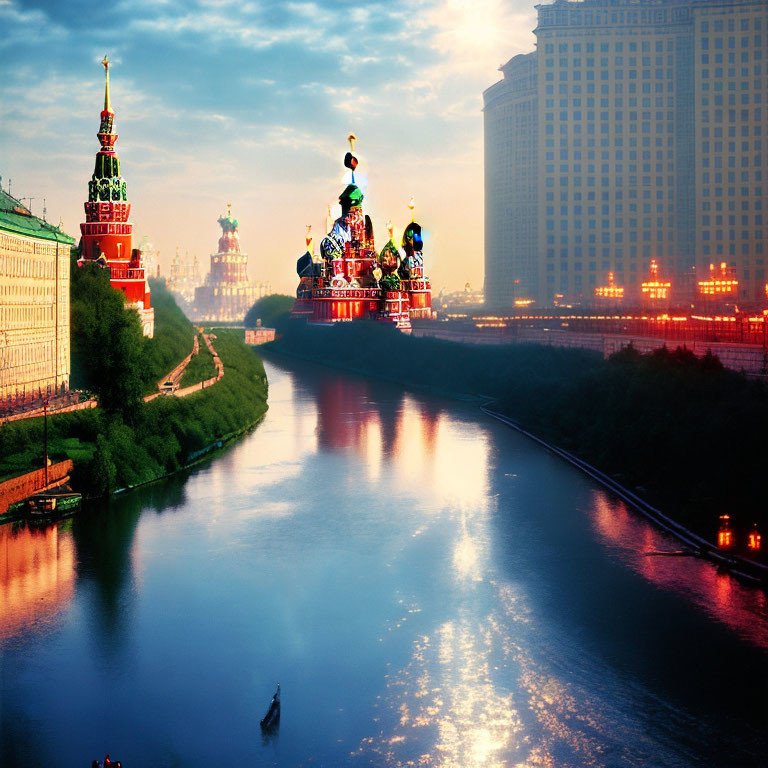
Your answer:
[1,355,766,767]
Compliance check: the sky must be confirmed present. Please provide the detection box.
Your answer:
[0,0,539,294]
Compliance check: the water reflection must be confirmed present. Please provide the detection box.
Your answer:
[1,356,766,767]
[0,522,75,642]
[70,503,142,657]
[590,491,768,650]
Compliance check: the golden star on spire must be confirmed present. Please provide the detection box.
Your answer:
[102,55,111,112]
[347,133,357,152]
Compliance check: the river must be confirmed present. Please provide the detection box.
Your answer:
[1,354,766,767]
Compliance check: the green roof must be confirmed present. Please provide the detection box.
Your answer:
[0,189,75,244]
[339,183,364,208]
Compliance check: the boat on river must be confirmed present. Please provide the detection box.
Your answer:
[260,683,280,730]
[27,489,82,517]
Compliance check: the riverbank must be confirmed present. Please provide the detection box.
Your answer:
[481,405,768,588]
[5,354,766,768]
[269,318,768,564]
[0,327,268,509]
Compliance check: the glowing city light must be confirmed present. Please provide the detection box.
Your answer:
[698,262,738,296]
[595,272,624,299]
[640,259,672,300]
[717,515,734,549]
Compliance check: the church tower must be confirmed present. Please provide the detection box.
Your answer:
[193,205,258,322]
[79,56,154,337]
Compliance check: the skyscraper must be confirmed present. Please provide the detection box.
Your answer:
[484,53,538,309]
[484,0,768,309]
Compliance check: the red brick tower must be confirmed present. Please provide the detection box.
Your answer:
[79,56,153,335]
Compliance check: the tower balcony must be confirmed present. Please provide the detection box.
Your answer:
[81,221,133,237]
[84,201,131,223]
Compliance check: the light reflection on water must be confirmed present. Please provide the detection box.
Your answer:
[1,355,766,767]
[590,492,768,650]
[0,523,75,643]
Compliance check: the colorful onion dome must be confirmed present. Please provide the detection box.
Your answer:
[339,183,364,211]
[402,221,423,255]
[218,202,239,233]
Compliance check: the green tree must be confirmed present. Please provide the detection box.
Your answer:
[90,433,117,496]
[244,294,294,328]
[70,250,145,415]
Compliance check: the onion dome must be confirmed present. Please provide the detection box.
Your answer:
[217,202,239,233]
[379,220,400,274]
[339,134,364,213]
[401,221,423,255]
[401,198,423,255]
[339,183,364,212]
[217,203,240,253]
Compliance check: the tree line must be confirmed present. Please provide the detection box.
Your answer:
[0,254,268,496]
[269,315,768,549]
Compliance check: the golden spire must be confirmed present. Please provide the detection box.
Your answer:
[227,203,232,218]
[347,133,357,152]
[386,219,393,241]
[408,197,415,222]
[102,55,111,112]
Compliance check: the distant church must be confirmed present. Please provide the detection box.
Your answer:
[193,206,270,323]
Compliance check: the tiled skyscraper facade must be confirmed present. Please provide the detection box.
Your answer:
[694,2,767,295]
[484,0,768,308]
[484,53,538,309]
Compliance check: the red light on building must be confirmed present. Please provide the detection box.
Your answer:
[698,262,738,297]
[717,514,734,549]
[595,272,624,300]
[641,259,671,301]
[748,524,762,552]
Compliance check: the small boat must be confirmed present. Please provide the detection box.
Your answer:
[260,683,280,730]
[27,490,82,517]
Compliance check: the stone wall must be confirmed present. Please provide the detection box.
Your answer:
[0,460,74,515]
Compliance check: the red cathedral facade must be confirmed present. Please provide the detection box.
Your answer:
[292,137,432,332]
[78,57,154,337]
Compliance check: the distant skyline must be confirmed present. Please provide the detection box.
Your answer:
[0,0,538,294]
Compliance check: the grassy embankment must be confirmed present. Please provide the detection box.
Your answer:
[0,266,267,496]
[179,331,217,388]
[267,308,768,547]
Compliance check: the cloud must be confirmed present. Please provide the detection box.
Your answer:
[0,0,69,47]
[0,0,540,292]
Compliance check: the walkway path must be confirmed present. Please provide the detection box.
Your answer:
[0,394,97,425]
[145,331,224,402]
[2,331,225,418]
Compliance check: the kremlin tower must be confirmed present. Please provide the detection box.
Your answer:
[79,56,154,337]
[193,206,261,322]
[292,135,432,330]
